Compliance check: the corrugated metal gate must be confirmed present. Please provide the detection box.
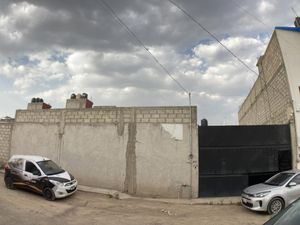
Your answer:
[198,125,292,197]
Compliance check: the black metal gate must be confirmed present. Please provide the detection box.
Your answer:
[198,125,292,197]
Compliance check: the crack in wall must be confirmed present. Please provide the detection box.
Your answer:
[57,111,66,164]
[117,108,125,136]
[124,109,137,194]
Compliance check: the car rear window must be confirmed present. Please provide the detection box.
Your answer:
[9,158,24,170]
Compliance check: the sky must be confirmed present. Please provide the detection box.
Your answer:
[0,0,299,124]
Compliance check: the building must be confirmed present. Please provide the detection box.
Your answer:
[0,94,199,199]
[239,18,300,169]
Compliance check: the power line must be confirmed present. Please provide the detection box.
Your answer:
[96,0,189,95]
[168,0,259,77]
[231,0,269,28]
[167,0,290,114]
[291,7,299,17]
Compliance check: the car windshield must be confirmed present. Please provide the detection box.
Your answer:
[264,198,300,225]
[264,172,294,186]
[37,160,64,175]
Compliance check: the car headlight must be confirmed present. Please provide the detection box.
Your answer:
[254,191,271,198]
[50,180,64,187]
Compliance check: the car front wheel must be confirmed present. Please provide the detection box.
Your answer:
[43,188,55,201]
[267,197,284,215]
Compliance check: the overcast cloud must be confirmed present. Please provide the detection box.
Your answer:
[0,0,299,124]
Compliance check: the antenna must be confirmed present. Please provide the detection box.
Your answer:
[291,7,298,17]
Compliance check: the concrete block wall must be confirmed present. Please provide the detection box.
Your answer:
[239,33,292,125]
[15,106,196,124]
[0,122,13,164]
[11,106,198,198]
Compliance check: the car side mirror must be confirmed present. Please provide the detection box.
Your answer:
[288,182,297,187]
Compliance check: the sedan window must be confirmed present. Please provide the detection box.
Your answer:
[264,173,295,186]
[291,174,300,185]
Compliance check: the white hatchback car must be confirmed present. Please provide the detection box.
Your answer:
[4,155,77,200]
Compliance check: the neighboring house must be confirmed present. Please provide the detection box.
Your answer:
[239,18,300,169]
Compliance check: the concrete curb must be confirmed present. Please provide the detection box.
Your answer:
[0,172,240,205]
[78,185,241,205]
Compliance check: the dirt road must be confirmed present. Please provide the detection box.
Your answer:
[0,174,270,225]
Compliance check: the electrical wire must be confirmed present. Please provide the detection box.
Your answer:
[168,0,259,77]
[96,0,189,95]
[231,0,269,28]
[167,0,290,109]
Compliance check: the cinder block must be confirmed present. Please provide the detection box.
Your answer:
[157,118,166,123]
[97,118,105,123]
[159,114,168,118]
[136,114,143,119]
[174,109,182,114]
[124,118,131,123]
[151,114,159,118]
[149,110,157,114]
[174,118,183,123]
[176,113,184,118]
[144,114,151,119]
[183,119,191,123]
[105,118,113,123]
[166,118,174,123]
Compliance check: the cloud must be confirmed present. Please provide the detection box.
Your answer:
[0,0,299,124]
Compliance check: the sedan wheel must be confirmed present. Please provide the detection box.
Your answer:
[268,197,284,215]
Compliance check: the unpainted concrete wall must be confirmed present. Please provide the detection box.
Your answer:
[10,106,198,198]
[238,32,293,125]
[0,122,13,165]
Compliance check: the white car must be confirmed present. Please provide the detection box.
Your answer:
[4,155,77,200]
[241,170,300,214]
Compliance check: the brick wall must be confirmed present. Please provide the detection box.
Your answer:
[238,32,292,125]
[0,122,13,164]
[15,106,197,125]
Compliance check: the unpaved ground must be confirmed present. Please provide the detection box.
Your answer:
[0,175,270,225]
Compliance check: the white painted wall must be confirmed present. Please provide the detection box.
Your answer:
[277,29,300,168]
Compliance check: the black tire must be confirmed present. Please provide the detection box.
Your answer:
[4,177,15,189]
[267,197,284,215]
[43,188,55,201]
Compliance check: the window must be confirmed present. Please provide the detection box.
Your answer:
[10,158,24,170]
[25,161,41,176]
[265,173,295,186]
[291,175,300,185]
[37,160,64,175]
